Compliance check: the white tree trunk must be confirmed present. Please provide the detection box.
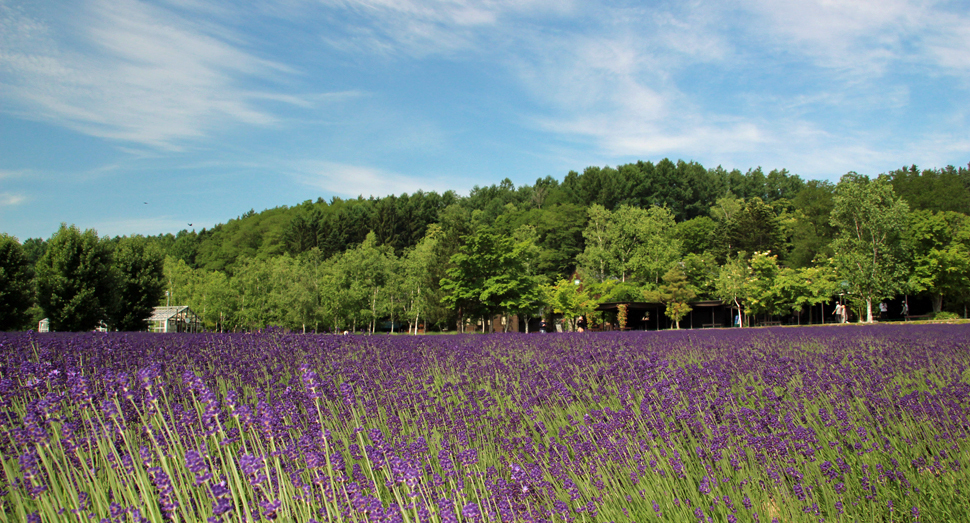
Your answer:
[414,285,421,335]
[371,288,378,333]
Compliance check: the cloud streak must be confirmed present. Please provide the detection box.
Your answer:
[0,192,26,206]
[1,0,299,149]
[293,161,457,198]
[502,0,970,177]
[316,0,575,56]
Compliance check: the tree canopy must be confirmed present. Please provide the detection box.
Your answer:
[0,234,34,331]
[7,158,970,331]
[35,225,117,331]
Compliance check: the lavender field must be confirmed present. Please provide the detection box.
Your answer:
[1,326,969,522]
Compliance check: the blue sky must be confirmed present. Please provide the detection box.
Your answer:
[2,0,969,241]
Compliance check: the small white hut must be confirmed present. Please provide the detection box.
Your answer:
[148,306,203,333]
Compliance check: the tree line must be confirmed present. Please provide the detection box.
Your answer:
[2,159,969,332]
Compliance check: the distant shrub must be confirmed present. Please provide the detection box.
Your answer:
[933,311,960,320]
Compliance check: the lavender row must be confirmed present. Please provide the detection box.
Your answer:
[0,325,968,522]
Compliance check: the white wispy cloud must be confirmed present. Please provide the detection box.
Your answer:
[0,0,301,148]
[507,4,754,160]
[0,192,26,206]
[293,161,457,197]
[501,0,970,177]
[316,0,575,56]
[0,168,29,179]
[742,0,913,72]
[742,0,970,77]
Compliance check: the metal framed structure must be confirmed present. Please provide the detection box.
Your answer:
[148,306,203,333]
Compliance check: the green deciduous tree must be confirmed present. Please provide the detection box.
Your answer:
[600,205,681,285]
[745,251,783,319]
[543,278,601,332]
[907,210,970,313]
[109,236,165,331]
[831,173,910,322]
[773,263,838,324]
[715,256,751,327]
[327,232,396,333]
[789,181,836,267]
[0,234,34,330]
[648,266,696,329]
[681,253,718,300]
[711,195,787,262]
[36,225,116,331]
[399,225,443,333]
[507,225,548,332]
[576,204,614,282]
[675,216,718,257]
[440,229,539,332]
[196,270,236,332]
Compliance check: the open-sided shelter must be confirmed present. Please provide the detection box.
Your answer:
[148,306,203,333]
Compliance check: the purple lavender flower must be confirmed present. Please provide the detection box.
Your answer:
[458,448,478,467]
[259,499,282,519]
[461,502,480,520]
[146,467,178,518]
[239,454,262,477]
[301,365,323,400]
[340,382,356,407]
[698,475,712,495]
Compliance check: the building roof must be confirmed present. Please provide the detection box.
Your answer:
[148,306,194,322]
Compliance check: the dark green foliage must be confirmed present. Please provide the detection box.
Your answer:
[0,234,34,330]
[560,166,632,210]
[136,159,808,281]
[464,178,523,218]
[731,197,786,257]
[681,252,718,299]
[169,229,201,267]
[440,229,537,329]
[282,201,324,255]
[714,197,786,261]
[521,204,587,278]
[195,206,292,273]
[789,180,836,267]
[717,166,801,202]
[889,164,970,214]
[35,225,116,331]
[21,237,47,267]
[109,236,165,331]
[906,210,970,313]
[627,159,719,220]
[675,216,718,256]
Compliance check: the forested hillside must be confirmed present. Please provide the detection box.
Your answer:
[4,159,970,332]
